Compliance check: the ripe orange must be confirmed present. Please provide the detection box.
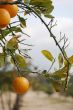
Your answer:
[0,9,10,28]
[0,0,6,1]
[0,0,16,1]
[0,0,18,18]
[12,77,29,94]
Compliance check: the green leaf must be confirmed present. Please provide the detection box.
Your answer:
[30,0,52,6]
[24,0,31,5]
[44,14,54,18]
[18,16,26,28]
[11,26,22,33]
[41,50,54,62]
[12,54,26,69]
[0,27,22,40]
[10,26,22,33]
[0,29,12,40]
[6,37,18,52]
[30,0,54,17]
[58,53,63,68]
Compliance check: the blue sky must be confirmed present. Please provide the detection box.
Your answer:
[24,0,73,71]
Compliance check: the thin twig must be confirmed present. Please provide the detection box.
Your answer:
[0,29,5,45]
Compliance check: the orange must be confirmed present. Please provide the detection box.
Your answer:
[0,0,6,1]
[0,9,10,28]
[12,77,29,94]
[0,0,16,3]
[0,0,18,18]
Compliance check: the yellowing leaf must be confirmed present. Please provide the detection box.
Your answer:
[52,82,62,92]
[41,50,54,62]
[51,66,69,78]
[12,54,26,69]
[62,49,67,58]
[6,37,18,51]
[58,53,63,68]
[64,55,73,65]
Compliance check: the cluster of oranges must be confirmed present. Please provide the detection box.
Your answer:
[0,0,18,28]
[0,0,30,94]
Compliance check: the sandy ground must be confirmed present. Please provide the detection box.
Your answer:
[0,90,73,110]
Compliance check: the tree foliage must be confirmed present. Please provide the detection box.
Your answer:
[0,0,72,97]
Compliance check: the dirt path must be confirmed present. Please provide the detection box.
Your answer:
[20,90,73,110]
[0,90,73,110]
